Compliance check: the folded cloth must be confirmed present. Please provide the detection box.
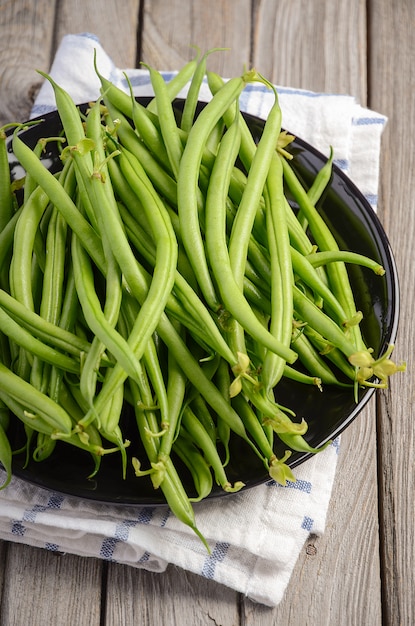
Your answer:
[0,33,387,607]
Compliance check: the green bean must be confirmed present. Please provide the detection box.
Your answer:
[0,398,9,430]
[282,364,322,387]
[119,206,216,347]
[204,112,297,364]
[119,293,169,438]
[158,322,187,462]
[146,56,199,115]
[231,393,273,465]
[292,284,361,360]
[71,232,143,383]
[156,314,253,444]
[32,431,56,462]
[106,119,177,206]
[79,237,121,409]
[190,394,217,444]
[206,71,257,170]
[261,154,294,393]
[31,198,69,389]
[180,48,224,132]
[0,206,23,281]
[12,131,106,272]
[0,421,12,490]
[177,73,250,311]
[181,406,244,492]
[97,381,125,438]
[306,250,385,275]
[87,101,178,362]
[24,137,67,205]
[297,146,334,230]
[0,389,54,437]
[0,362,72,433]
[173,434,213,502]
[291,246,353,325]
[0,306,79,373]
[277,430,331,454]
[0,288,89,357]
[0,125,14,233]
[93,52,137,119]
[45,90,177,412]
[129,377,210,550]
[228,83,282,284]
[281,155,365,351]
[214,357,232,465]
[116,196,236,363]
[303,324,358,381]
[243,276,271,315]
[290,331,351,387]
[9,184,49,310]
[144,64,183,179]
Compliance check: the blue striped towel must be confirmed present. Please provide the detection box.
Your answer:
[0,33,386,607]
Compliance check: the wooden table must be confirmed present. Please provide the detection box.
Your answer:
[0,1,413,624]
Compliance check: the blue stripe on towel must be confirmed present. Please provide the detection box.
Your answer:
[99,508,156,561]
[201,541,230,579]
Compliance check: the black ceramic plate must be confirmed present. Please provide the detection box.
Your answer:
[4,100,400,505]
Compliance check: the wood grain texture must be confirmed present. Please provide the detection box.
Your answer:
[0,0,56,125]
[141,0,251,75]
[369,1,415,624]
[53,0,141,68]
[0,540,8,598]
[0,544,104,625]
[104,564,240,625]
[252,0,367,102]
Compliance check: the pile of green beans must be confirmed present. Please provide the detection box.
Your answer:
[0,50,404,545]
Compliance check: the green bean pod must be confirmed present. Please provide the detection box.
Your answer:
[172,434,213,502]
[181,406,244,493]
[261,154,294,393]
[281,155,366,351]
[177,74,249,311]
[0,362,72,434]
[12,131,105,272]
[0,421,12,490]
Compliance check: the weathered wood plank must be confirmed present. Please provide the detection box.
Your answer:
[104,564,240,625]
[0,0,56,125]
[0,540,8,598]
[141,0,251,76]
[369,1,415,625]
[252,0,367,101]
[0,543,104,625]
[53,0,141,68]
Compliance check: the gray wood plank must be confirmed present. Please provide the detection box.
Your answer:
[0,543,103,626]
[141,0,251,76]
[0,540,8,597]
[252,0,367,101]
[369,1,415,624]
[0,0,56,125]
[104,564,240,625]
[53,0,141,68]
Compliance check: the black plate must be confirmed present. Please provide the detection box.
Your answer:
[4,99,400,505]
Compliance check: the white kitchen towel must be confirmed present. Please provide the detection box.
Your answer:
[0,33,387,607]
